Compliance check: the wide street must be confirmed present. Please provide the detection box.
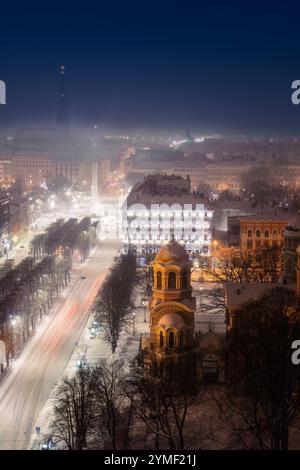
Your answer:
[0,239,119,450]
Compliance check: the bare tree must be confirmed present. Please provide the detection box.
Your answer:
[226,286,300,450]
[93,251,137,353]
[92,359,131,450]
[50,365,97,450]
[127,354,201,450]
[203,246,282,284]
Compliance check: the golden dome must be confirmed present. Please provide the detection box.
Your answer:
[154,239,190,266]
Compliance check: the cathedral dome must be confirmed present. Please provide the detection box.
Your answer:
[287,212,300,231]
[158,313,185,330]
[154,239,190,266]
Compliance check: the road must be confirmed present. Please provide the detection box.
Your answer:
[0,240,119,449]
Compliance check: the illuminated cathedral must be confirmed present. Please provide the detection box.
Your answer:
[141,238,225,383]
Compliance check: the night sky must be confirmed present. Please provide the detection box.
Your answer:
[1,0,300,135]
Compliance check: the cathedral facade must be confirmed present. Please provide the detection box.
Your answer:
[141,239,225,383]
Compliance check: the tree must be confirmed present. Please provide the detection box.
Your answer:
[203,246,282,284]
[226,286,300,450]
[93,251,137,353]
[50,365,97,450]
[92,359,131,450]
[241,165,293,207]
[127,354,200,450]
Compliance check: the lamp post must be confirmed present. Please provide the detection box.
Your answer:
[142,299,147,322]
[132,311,136,335]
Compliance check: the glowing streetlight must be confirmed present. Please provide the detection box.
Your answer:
[199,286,203,309]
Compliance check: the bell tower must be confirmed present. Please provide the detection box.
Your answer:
[147,239,196,355]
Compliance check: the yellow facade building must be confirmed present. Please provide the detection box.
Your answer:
[141,238,225,383]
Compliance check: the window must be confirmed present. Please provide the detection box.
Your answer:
[168,331,175,348]
[168,272,176,289]
[273,229,278,237]
[264,229,269,237]
[247,240,253,249]
[156,271,162,289]
[182,270,188,288]
[256,230,261,238]
[247,229,253,237]
[159,331,164,348]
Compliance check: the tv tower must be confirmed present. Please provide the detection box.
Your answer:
[56,65,69,132]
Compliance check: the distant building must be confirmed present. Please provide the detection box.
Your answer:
[99,159,111,186]
[121,174,215,254]
[0,159,12,184]
[126,158,252,194]
[54,160,80,184]
[0,196,12,258]
[10,197,29,242]
[240,214,288,251]
[224,281,281,334]
[224,213,300,334]
[283,212,300,282]
[11,155,54,189]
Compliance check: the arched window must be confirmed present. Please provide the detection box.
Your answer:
[168,331,175,348]
[182,270,188,288]
[168,272,176,289]
[159,331,164,348]
[156,271,162,289]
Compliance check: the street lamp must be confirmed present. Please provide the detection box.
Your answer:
[132,311,136,335]
[199,286,203,310]
[142,299,147,322]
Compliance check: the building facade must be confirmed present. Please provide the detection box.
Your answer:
[121,175,214,254]
[12,156,54,189]
[141,239,225,383]
[240,214,288,251]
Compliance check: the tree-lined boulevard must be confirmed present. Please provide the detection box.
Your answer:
[0,239,119,449]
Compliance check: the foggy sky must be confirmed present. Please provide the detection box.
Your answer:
[1,1,300,135]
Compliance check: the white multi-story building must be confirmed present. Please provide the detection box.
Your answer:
[120,175,214,254]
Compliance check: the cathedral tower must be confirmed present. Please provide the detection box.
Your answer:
[147,239,196,355]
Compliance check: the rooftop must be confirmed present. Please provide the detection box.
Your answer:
[127,174,215,208]
[224,281,295,311]
[238,213,289,222]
